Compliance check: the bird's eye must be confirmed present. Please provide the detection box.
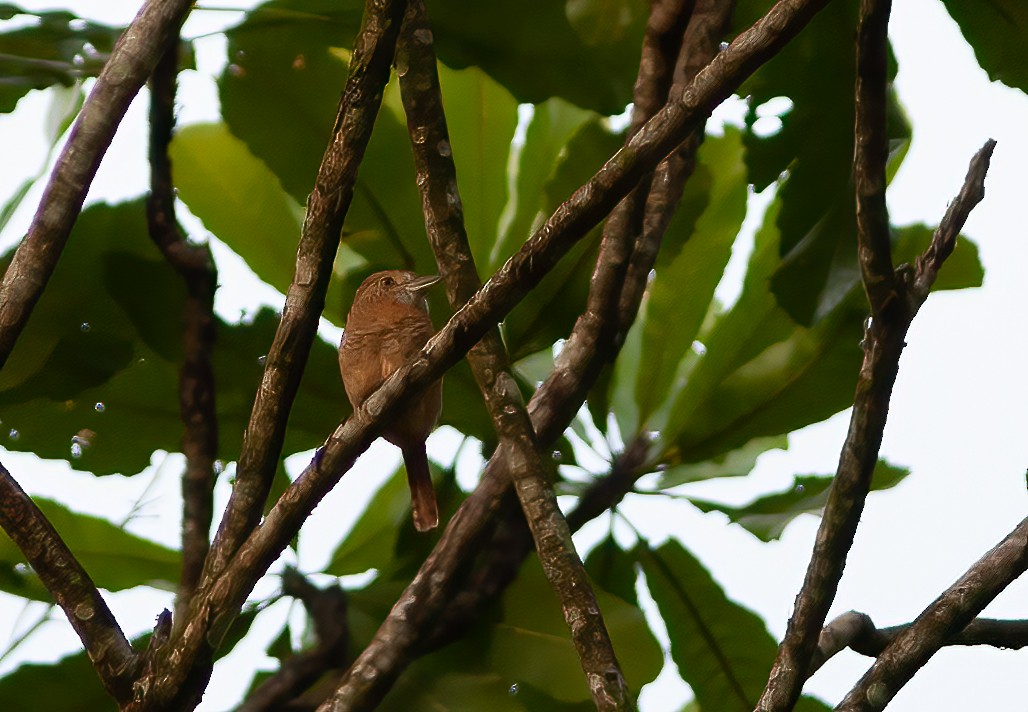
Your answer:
[381,276,395,286]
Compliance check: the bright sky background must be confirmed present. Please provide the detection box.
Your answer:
[0,1,1026,710]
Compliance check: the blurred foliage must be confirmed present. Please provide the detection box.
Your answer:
[0,0,1013,709]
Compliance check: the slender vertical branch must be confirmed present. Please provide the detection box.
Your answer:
[0,463,138,703]
[384,2,632,709]
[853,0,897,314]
[756,140,995,711]
[201,0,409,586]
[837,517,1028,711]
[0,0,195,366]
[146,38,220,625]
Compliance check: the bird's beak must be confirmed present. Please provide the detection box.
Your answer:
[407,274,441,293]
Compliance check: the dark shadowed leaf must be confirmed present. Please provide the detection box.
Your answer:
[690,460,910,541]
[940,0,1028,92]
[0,646,113,711]
[637,539,831,712]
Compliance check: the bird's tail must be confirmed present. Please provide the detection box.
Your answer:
[401,443,439,532]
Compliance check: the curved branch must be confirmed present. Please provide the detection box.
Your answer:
[837,517,1028,711]
[0,462,138,703]
[0,0,195,366]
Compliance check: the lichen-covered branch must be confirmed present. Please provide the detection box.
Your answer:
[756,140,996,711]
[0,0,195,366]
[0,462,138,703]
[145,37,219,625]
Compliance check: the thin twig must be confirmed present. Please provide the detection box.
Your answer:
[145,37,219,627]
[382,3,632,709]
[0,462,138,703]
[0,0,194,366]
[853,0,897,314]
[756,140,996,711]
[810,611,1028,676]
[200,0,408,586]
[836,517,1028,711]
[129,1,836,706]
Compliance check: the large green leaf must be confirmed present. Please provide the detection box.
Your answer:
[169,122,304,298]
[657,434,787,489]
[940,0,1028,93]
[734,0,910,325]
[0,200,347,475]
[690,459,910,541]
[489,555,662,703]
[436,64,519,273]
[659,199,983,466]
[637,539,831,712]
[633,129,749,429]
[502,118,622,360]
[0,497,179,598]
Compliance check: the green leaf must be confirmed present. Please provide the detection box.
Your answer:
[169,122,304,298]
[735,0,910,325]
[437,64,519,273]
[940,0,1028,93]
[583,535,638,606]
[657,434,787,489]
[492,98,593,270]
[0,7,119,113]
[690,460,911,542]
[0,200,347,475]
[0,498,179,597]
[637,539,787,710]
[0,647,113,711]
[489,555,662,703]
[634,129,749,429]
[502,118,622,360]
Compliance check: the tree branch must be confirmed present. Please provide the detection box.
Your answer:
[0,462,138,703]
[756,139,996,711]
[809,611,1028,676]
[0,0,194,367]
[384,3,633,709]
[201,0,408,587]
[836,516,1028,711]
[130,1,836,706]
[239,569,349,712]
[145,36,219,627]
[853,0,897,314]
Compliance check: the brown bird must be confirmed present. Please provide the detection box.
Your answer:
[339,270,443,532]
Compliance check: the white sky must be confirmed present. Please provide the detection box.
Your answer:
[0,1,1026,710]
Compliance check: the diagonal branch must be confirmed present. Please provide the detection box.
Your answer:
[810,611,1028,676]
[145,36,219,626]
[0,0,195,367]
[130,1,837,706]
[836,516,1028,711]
[384,2,633,709]
[0,462,138,703]
[756,139,996,711]
[853,0,897,314]
[201,0,408,588]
